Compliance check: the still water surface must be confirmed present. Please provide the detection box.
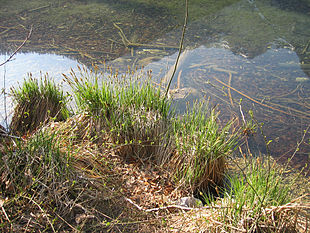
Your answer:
[0,0,309,171]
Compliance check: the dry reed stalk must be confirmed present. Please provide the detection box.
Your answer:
[171,149,227,194]
[167,198,309,232]
[228,72,234,107]
[10,99,65,135]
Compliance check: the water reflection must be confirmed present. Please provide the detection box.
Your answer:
[142,45,310,169]
[0,52,83,124]
[105,0,310,170]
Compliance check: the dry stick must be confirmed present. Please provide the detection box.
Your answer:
[227,72,234,107]
[125,197,233,213]
[127,43,179,50]
[113,23,178,50]
[54,212,79,232]
[23,195,56,233]
[24,217,32,233]
[113,23,130,47]
[212,76,310,120]
[2,62,8,130]
[192,76,231,105]
[27,4,50,13]
[0,203,12,230]
[125,197,197,212]
[302,39,310,54]
[239,105,253,157]
[164,0,188,98]
[278,98,310,111]
[269,84,301,100]
[177,70,182,89]
[0,28,12,36]
[282,124,310,173]
[162,49,189,85]
[305,214,309,233]
[261,95,310,117]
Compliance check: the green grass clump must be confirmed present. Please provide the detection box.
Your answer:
[10,74,69,135]
[172,101,240,193]
[0,130,72,210]
[219,158,293,232]
[2,64,308,232]
[65,66,172,163]
[65,66,244,191]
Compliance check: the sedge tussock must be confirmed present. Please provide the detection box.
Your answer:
[9,73,69,135]
[171,101,240,194]
[64,66,173,165]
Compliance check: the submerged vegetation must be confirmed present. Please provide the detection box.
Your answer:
[0,67,309,232]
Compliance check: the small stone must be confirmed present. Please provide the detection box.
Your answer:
[177,197,203,208]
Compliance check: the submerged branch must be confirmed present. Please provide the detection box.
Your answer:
[212,76,310,120]
[113,23,178,51]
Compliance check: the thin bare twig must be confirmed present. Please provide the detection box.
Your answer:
[228,72,234,106]
[2,61,8,130]
[0,199,12,230]
[23,195,56,233]
[165,0,188,98]
[282,124,310,172]
[54,212,78,232]
[0,26,32,67]
[212,76,310,120]
[124,197,195,212]
[1,26,32,131]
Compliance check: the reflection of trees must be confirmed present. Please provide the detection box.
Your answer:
[182,0,310,71]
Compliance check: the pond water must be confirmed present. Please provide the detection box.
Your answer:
[0,53,83,126]
[0,0,309,172]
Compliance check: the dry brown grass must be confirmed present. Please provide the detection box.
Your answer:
[9,75,68,136]
[0,117,167,232]
[171,151,227,194]
[112,108,173,166]
[1,73,309,232]
[10,98,64,136]
[167,197,310,232]
[1,114,309,232]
